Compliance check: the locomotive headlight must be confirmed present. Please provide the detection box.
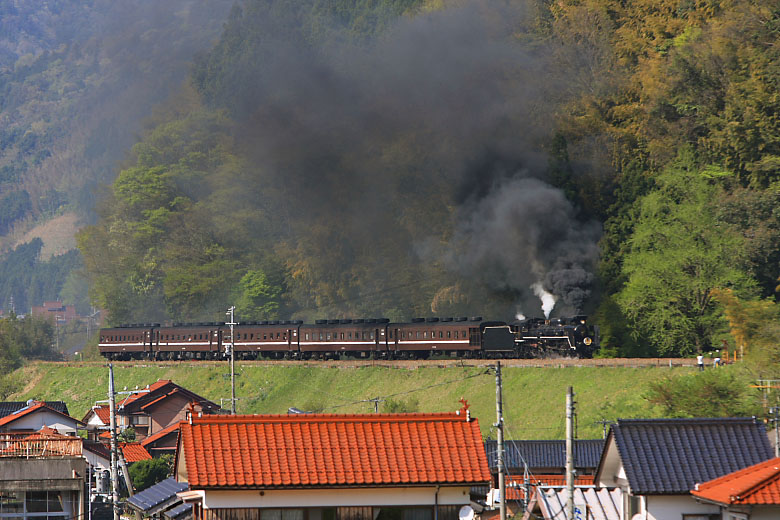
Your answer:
[583,337,592,346]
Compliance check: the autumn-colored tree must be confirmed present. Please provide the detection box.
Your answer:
[713,288,780,366]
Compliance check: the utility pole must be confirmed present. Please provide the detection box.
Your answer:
[770,406,780,457]
[108,364,120,520]
[566,386,575,520]
[226,306,237,415]
[495,362,506,520]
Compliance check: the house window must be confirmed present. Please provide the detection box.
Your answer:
[131,415,149,425]
[0,490,74,518]
[260,509,304,520]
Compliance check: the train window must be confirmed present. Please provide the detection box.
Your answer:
[305,333,309,340]
[319,333,323,341]
[416,332,420,339]
[423,331,428,339]
[439,331,443,338]
[402,331,406,339]
[348,332,352,339]
[327,333,331,340]
[462,331,467,338]
[340,333,344,340]
[370,332,374,339]
[389,331,393,339]
[283,333,287,340]
[447,331,451,338]
[250,334,254,340]
[276,332,280,339]
[263,334,267,340]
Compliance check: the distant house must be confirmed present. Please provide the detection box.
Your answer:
[174,411,491,519]
[0,400,83,435]
[82,404,110,440]
[595,418,773,520]
[30,301,79,324]
[691,456,780,518]
[83,380,222,441]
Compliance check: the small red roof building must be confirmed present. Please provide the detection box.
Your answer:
[84,379,222,442]
[120,442,152,463]
[692,456,780,506]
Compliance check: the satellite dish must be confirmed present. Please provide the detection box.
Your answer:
[458,506,475,520]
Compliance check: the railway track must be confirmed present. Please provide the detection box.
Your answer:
[64,357,699,369]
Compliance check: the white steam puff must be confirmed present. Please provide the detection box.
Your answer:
[531,282,556,318]
[515,312,526,321]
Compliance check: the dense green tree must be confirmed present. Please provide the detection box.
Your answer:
[617,153,755,355]
[646,369,761,418]
[234,270,283,320]
[128,455,172,492]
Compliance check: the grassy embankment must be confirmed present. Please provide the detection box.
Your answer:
[5,362,701,439]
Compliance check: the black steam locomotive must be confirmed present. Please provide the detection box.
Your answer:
[98,316,598,360]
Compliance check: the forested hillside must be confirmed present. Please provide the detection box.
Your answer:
[0,0,774,360]
[0,0,232,314]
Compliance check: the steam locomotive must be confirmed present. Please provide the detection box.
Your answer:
[98,316,598,360]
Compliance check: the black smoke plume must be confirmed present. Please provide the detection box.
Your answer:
[217,0,601,318]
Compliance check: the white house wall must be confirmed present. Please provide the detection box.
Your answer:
[2,411,78,435]
[202,486,472,510]
[645,495,720,520]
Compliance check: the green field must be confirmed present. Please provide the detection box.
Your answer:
[5,362,704,439]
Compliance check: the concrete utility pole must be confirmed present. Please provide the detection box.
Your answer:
[770,406,780,458]
[226,306,237,414]
[108,364,120,520]
[566,386,575,520]
[495,362,506,520]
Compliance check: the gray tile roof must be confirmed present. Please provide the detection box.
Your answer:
[535,487,621,520]
[126,478,188,514]
[164,502,192,520]
[610,417,773,495]
[0,401,69,418]
[485,440,604,472]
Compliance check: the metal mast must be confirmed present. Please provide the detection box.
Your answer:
[495,361,506,520]
[566,386,575,520]
[226,306,237,414]
[108,364,119,520]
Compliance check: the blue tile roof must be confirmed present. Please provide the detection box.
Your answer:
[127,478,188,513]
[164,502,192,520]
[609,417,773,495]
[484,440,604,471]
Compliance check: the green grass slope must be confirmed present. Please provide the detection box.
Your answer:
[6,362,691,439]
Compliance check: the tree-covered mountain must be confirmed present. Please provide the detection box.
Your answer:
[0,0,232,313]
[2,0,771,359]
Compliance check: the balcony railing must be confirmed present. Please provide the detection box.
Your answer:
[0,433,82,458]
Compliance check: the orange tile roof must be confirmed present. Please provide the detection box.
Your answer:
[692,456,780,505]
[118,380,172,408]
[83,405,110,425]
[121,442,152,462]
[179,412,491,489]
[141,422,180,447]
